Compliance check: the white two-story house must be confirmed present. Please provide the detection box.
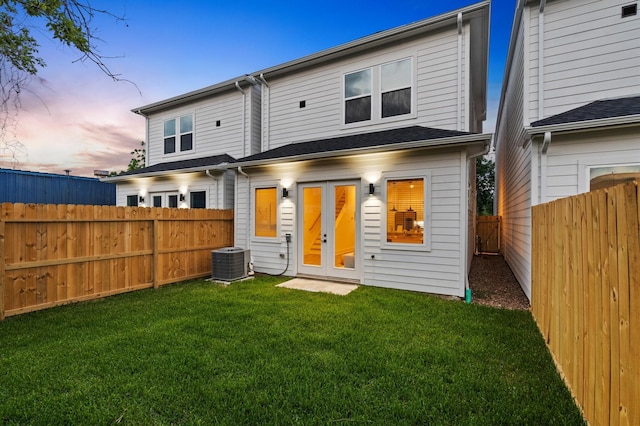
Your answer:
[106,76,262,209]
[495,0,640,300]
[108,1,491,298]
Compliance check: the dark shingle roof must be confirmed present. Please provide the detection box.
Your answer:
[116,153,235,177]
[531,96,640,127]
[232,126,476,164]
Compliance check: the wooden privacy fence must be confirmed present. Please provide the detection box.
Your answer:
[0,203,234,319]
[476,215,500,253]
[531,181,639,426]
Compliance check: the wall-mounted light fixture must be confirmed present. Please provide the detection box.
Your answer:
[282,188,289,198]
[368,183,375,196]
[179,193,185,202]
[139,196,145,203]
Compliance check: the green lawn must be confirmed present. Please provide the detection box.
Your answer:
[0,276,584,425]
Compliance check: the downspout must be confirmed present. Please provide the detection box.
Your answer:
[234,81,247,158]
[205,169,220,209]
[464,143,491,303]
[237,166,250,250]
[457,12,463,131]
[540,131,551,203]
[255,73,270,152]
[538,0,546,121]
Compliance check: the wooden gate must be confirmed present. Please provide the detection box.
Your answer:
[476,215,500,253]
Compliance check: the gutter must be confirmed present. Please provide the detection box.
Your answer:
[103,163,230,182]
[231,133,493,169]
[525,114,640,136]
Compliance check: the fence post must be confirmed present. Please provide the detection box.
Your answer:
[0,219,4,320]
[153,218,159,289]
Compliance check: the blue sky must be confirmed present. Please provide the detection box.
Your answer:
[10,0,516,176]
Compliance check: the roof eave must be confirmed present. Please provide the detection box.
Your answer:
[102,163,229,182]
[231,133,492,168]
[253,2,490,80]
[525,114,640,136]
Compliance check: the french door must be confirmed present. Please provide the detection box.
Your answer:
[150,192,179,208]
[297,181,360,280]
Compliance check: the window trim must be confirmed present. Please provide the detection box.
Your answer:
[126,194,138,207]
[341,56,416,128]
[252,184,281,241]
[380,171,431,252]
[189,190,207,209]
[163,113,195,156]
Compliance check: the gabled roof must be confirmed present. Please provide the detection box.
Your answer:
[531,96,640,127]
[104,153,234,182]
[230,126,491,167]
[132,1,489,116]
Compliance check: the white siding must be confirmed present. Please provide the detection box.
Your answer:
[114,172,229,209]
[146,89,246,166]
[234,145,481,297]
[544,127,640,201]
[529,0,640,121]
[264,26,467,149]
[495,9,533,300]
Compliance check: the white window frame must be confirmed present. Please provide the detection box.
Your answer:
[251,184,281,241]
[380,171,432,252]
[163,113,195,156]
[579,160,640,193]
[342,56,416,128]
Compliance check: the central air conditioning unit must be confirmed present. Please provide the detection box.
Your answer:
[211,247,250,281]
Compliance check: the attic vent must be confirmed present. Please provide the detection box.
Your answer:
[299,100,306,108]
[216,120,221,127]
[622,3,637,17]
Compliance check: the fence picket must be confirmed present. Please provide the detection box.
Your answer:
[0,205,233,318]
[532,182,639,426]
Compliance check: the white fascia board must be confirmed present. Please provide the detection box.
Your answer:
[102,164,229,182]
[525,115,640,137]
[253,2,489,80]
[231,133,493,168]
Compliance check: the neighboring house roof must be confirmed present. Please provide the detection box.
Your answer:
[526,95,640,135]
[104,153,235,182]
[531,96,640,127]
[230,126,491,167]
[132,1,489,116]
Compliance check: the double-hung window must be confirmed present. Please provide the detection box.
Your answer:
[344,69,372,124]
[343,58,413,125]
[381,58,412,118]
[164,115,193,154]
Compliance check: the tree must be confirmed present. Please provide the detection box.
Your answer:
[0,1,128,167]
[476,156,495,216]
[109,141,145,176]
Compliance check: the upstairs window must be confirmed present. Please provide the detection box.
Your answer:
[381,58,412,118]
[344,69,371,124]
[164,114,193,154]
[343,58,413,125]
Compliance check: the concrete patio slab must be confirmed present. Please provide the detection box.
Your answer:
[276,278,358,296]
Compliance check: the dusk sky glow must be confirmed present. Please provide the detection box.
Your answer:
[6,0,515,177]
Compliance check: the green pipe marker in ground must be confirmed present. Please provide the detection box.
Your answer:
[465,288,472,303]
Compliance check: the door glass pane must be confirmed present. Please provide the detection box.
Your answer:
[303,187,322,266]
[168,195,178,208]
[152,195,162,208]
[334,185,356,269]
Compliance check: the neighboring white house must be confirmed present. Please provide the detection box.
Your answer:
[105,76,262,209]
[107,1,492,298]
[494,0,640,300]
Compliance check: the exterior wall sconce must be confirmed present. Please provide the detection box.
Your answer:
[179,193,185,202]
[282,188,289,198]
[369,183,375,196]
[139,196,145,203]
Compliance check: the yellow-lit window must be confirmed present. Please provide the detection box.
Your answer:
[255,187,277,238]
[386,178,424,244]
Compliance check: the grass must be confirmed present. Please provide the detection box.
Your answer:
[0,276,584,425]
